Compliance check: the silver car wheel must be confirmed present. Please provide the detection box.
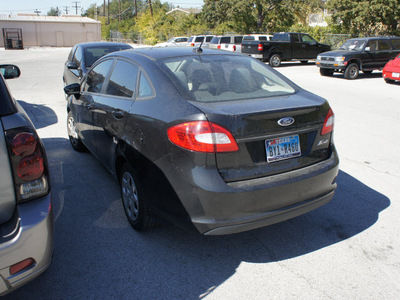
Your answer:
[122,171,139,221]
[67,115,79,139]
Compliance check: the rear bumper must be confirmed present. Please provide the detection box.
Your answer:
[163,147,339,235]
[383,70,400,81]
[0,193,53,296]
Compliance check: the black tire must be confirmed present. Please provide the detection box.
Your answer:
[384,78,394,84]
[269,54,281,67]
[300,60,308,64]
[363,70,373,75]
[67,111,86,152]
[344,63,359,79]
[120,163,153,231]
[320,68,334,76]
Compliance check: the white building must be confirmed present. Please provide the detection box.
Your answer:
[0,14,101,48]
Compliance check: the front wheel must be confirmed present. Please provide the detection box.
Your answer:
[344,63,359,79]
[120,163,153,231]
[320,68,334,76]
[269,54,281,67]
[67,111,86,152]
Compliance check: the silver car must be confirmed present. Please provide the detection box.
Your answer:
[0,64,53,296]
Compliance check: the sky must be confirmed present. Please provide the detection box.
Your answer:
[0,0,204,15]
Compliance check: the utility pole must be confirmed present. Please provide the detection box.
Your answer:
[103,0,106,16]
[107,0,110,25]
[64,6,69,15]
[34,9,41,16]
[134,0,138,17]
[72,1,81,15]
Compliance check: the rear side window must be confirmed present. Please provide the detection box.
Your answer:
[106,60,138,98]
[391,39,400,49]
[220,37,231,44]
[292,34,301,43]
[259,36,267,41]
[138,72,154,98]
[234,36,243,44]
[160,55,295,103]
[379,40,391,51]
[210,37,220,44]
[84,59,113,93]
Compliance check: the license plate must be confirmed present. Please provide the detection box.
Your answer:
[265,135,301,163]
[393,72,399,78]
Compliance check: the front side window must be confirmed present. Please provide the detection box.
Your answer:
[340,39,367,51]
[391,39,400,50]
[73,47,83,65]
[160,54,295,102]
[106,60,138,98]
[366,40,378,51]
[84,59,113,93]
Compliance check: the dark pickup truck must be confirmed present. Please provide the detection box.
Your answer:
[241,32,331,67]
[316,36,400,79]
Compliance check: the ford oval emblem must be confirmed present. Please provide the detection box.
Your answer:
[277,117,295,127]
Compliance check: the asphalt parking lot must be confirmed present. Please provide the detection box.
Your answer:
[1,47,399,299]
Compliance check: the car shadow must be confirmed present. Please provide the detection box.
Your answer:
[277,61,316,68]
[4,137,390,300]
[17,100,58,130]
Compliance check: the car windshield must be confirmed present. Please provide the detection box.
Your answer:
[84,45,131,67]
[159,54,295,102]
[339,39,366,51]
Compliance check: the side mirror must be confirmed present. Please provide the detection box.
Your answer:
[364,47,371,52]
[64,83,81,96]
[0,64,21,79]
[67,62,79,70]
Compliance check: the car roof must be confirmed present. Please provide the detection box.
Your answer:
[108,46,241,61]
[348,36,400,41]
[76,42,132,49]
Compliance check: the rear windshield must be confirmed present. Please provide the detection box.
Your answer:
[210,37,221,44]
[84,45,131,67]
[159,54,295,102]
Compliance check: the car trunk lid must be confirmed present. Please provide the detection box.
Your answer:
[190,91,333,182]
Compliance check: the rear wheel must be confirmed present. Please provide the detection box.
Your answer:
[320,68,334,76]
[344,63,359,79]
[120,163,153,231]
[269,54,281,67]
[67,111,86,152]
[385,78,395,84]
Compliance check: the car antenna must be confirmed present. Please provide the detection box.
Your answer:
[193,37,204,54]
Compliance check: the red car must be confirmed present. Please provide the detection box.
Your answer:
[383,54,400,83]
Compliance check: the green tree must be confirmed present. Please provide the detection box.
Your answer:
[47,7,61,16]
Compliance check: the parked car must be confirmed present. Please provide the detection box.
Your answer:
[209,35,243,53]
[242,32,330,67]
[64,47,339,235]
[0,64,53,296]
[186,35,214,47]
[382,53,400,83]
[316,36,400,79]
[154,37,188,47]
[63,42,132,90]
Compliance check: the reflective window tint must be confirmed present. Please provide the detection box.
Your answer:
[106,60,138,98]
[84,59,113,93]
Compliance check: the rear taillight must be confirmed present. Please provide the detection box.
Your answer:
[191,43,195,47]
[217,45,221,49]
[233,45,236,52]
[10,258,35,275]
[321,108,334,135]
[167,121,239,153]
[6,127,49,202]
[258,43,263,51]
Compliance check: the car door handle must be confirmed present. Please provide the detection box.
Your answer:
[112,110,124,119]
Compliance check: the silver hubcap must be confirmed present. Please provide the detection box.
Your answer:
[271,56,280,66]
[122,172,139,221]
[349,66,358,77]
[68,116,78,139]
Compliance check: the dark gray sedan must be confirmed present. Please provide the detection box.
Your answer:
[63,42,132,90]
[64,47,339,235]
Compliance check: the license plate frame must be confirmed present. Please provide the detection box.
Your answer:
[265,135,301,163]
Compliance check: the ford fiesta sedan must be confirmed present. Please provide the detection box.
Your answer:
[0,65,53,295]
[64,47,339,235]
